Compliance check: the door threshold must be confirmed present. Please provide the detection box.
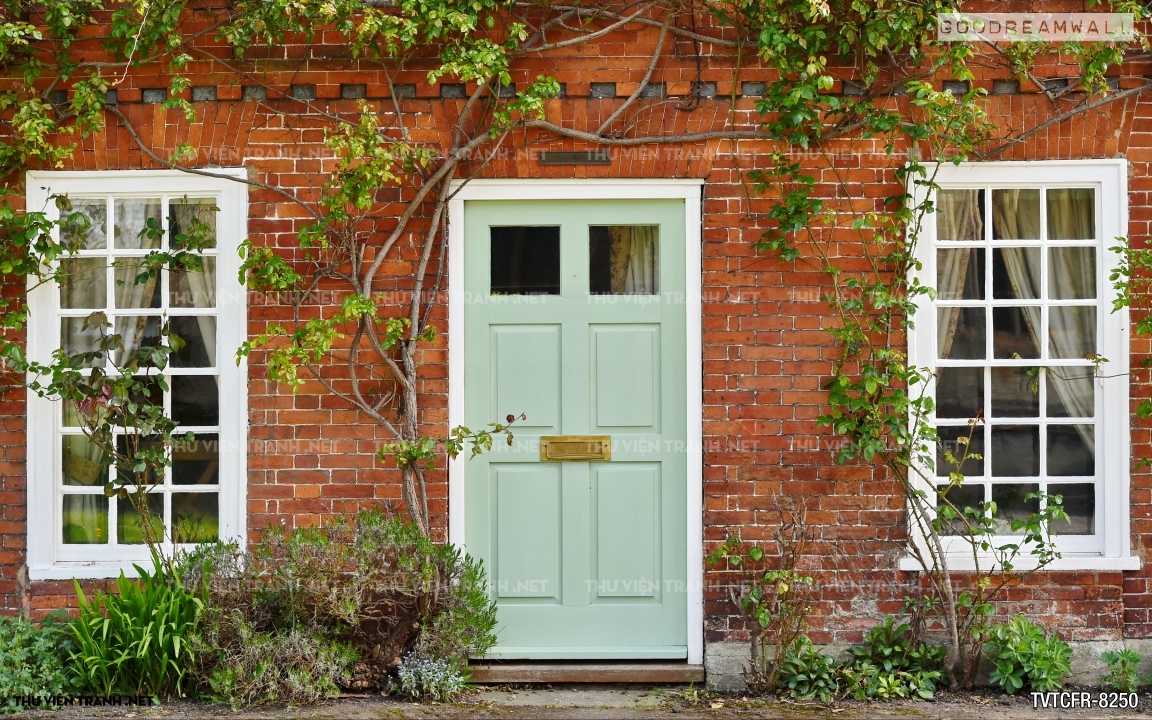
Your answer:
[468,660,705,684]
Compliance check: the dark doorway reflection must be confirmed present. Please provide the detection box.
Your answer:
[491,226,560,295]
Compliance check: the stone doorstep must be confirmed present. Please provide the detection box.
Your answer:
[469,662,706,684]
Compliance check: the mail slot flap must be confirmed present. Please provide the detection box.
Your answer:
[540,436,612,461]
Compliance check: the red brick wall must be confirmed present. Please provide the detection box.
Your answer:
[0,12,1148,648]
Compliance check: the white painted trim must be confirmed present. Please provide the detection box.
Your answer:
[898,554,1141,573]
[25,169,248,580]
[906,159,1137,572]
[447,178,705,665]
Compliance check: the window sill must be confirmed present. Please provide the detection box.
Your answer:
[28,562,148,581]
[898,555,1142,573]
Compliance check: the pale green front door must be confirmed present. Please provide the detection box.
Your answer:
[464,199,688,658]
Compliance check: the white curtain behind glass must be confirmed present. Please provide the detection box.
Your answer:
[994,190,1095,454]
[608,226,658,295]
[936,192,982,356]
[170,201,218,367]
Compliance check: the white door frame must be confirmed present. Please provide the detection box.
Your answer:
[446,179,704,665]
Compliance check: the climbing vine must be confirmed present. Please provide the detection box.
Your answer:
[0,0,1149,685]
[739,0,1151,686]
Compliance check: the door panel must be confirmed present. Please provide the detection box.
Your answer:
[593,325,660,429]
[492,325,561,431]
[464,199,687,658]
[594,464,660,600]
[494,464,562,602]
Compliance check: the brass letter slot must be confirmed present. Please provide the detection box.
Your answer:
[540,436,612,462]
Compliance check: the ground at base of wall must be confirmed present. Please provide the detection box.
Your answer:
[11,686,1152,719]
[705,640,1152,693]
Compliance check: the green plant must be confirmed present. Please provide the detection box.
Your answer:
[841,616,945,700]
[69,553,204,698]
[394,653,466,702]
[1100,649,1145,693]
[706,499,814,693]
[0,611,78,713]
[985,616,1072,694]
[199,618,358,709]
[184,509,496,705]
[776,636,839,702]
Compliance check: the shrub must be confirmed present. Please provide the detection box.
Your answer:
[70,554,204,698]
[841,616,945,700]
[196,613,358,708]
[183,509,496,705]
[0,612,78,713]
[776,636,839,702]
[1101,649,1145,693]
[986,616,1072,694]
[395,653,466,702]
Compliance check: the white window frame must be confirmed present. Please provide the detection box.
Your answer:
[904,159,1137,572]
[25,169,248,580]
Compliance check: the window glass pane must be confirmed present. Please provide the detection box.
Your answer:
[936,189,984,240]
[991,483,1039,535]
[991,425,1039,476]
[61,199,107,250]
[590,226,659,295]
[1050,483,1095,535]
[937,483,985,536]
[1046,367,1094,418]
[130,375,164,409]
[112,315,162,367]
[61,317,105,367]
[116,493,163,545]
[990,366,1039,418]
[63,397,82,428]
[114,199,163,250]
[172,493,218,543]
[1048,306,1096,360]
[992,247,1040,300]
[169,316,216,368]
[937,307,985,359]
[174,434,219,485]
[113,258,161,309]
[992,306,1040,359]
[936,367,983,418]
[936,248,984,300]
[169,198,217,250]
[1047,424,1095,476]
[54,319,84,367]
[60,259,106,309]
[62,435,108,486]
[1047,188,1095,240]
[173,375,220,426]
[936,426,984,477]
[63,495,107,544]
[992,189,1040,239]
[1049,247,1095,299]
[490,226,560,295]
[116,435,163,485]
[170,258,216,308]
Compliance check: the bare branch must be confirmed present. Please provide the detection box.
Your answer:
[532,2,658,52]
[597,14,671,136]
[525,118,773,144]
[106,104,322,221]
[524,2,741,47]
[978,81,1152,159]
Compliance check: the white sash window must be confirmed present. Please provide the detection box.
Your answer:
[25,170,247,579]
[908,160,1136,570]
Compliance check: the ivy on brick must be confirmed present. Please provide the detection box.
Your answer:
[741,0,1150,687]
[0,0,1148,680]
